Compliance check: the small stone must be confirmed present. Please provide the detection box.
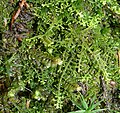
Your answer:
[110,80,116,87]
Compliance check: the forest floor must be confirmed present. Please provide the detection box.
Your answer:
[0,0,120,113]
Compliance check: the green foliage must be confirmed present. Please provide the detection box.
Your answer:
[0,0,120,112]
[69,94,106,113]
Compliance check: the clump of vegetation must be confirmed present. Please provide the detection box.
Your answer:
[0,0,120,112]
[69,94,106,113]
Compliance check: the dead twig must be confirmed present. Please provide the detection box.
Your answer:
[10,0,29,30]
[117,50,120,72]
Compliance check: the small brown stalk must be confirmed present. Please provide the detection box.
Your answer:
[10,0,29,30]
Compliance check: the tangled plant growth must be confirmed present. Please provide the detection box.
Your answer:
[0,0,120,112]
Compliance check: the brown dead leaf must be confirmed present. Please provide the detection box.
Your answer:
[15,34,23,42]
[17,37,23,42]
[10,8,21,30]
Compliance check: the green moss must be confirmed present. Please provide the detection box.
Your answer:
[0,0,120,112]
